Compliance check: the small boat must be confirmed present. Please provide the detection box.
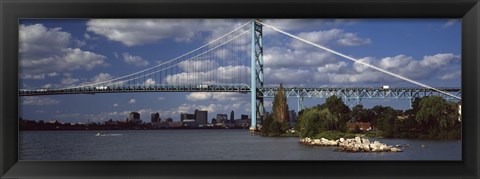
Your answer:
[96,133,122,137]
[421,144,427,148]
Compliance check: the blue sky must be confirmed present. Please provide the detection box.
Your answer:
[18,19,461,123]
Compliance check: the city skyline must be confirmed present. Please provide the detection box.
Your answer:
[18,19,461,123]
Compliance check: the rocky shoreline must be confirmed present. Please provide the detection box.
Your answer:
[299,137,403,152]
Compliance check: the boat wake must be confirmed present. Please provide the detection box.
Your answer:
[95,133,123,137]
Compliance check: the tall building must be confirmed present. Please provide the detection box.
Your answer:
[151,113,160,123]
[195,109,208,125]
[289,110,297,122]
[230,110,235,123]
[180,113,195,121]
[216,114,228,123]
[129,112,141,123]
[241,114,249,120]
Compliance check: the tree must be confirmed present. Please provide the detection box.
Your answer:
[261,84,290,136]
[416,96,459,135]
[272,83,289,123]
[297,107,341,138]
[351,104,368,122]
[371,105,399,137]
[316,95,350,131]
[297,108,322,138]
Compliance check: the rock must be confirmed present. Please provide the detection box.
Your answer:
[362,138,370,145]
[300,137,402,153]
[355,137,362,144]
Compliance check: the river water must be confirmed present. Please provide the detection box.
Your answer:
[19,129,461,161]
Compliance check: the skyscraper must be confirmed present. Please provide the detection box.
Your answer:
[195,109,208,125]
[151,113,160,123]
[181,113,195,121]
[216,114,228,123]
[230,110,235,123]
[129,112,141,123]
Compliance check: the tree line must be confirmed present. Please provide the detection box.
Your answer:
[261,84,461,140]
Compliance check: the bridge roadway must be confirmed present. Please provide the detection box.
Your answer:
[19,84,461,101]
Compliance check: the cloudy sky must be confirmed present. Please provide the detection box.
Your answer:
[18,19,461,123]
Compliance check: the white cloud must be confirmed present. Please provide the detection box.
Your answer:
[186,92,212,101]
[317,61,348,73]
[86,19,249,46]
[113,103,119,107]
[378,55,413,70]
[122,53,150,67]
[157,97,166,101]
[48,72,59,77]
[19,24,107,79]
[313,53,461,85]
[129,99,136,104]
[292,28,371,48]
[178,60,219,73]
[337,32,372,46]
[263,47,336,68]
[164,65,250,85]
[61,77,80,85]
[21,96,60,106]
[186,92,248,102]
[264,67,312,85]
[145,78,155,85]
[440,70,461,80]
[353,57,374,73]
[91,73,114,83]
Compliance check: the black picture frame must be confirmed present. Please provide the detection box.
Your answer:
[1,0,479,178]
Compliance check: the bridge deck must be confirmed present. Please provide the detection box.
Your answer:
[19,84,461,100]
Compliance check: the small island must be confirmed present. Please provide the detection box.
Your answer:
[260,84,461,152]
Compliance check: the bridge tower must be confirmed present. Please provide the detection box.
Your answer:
[250,19,264,131]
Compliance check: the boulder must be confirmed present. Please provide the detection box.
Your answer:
[355,137,362,144]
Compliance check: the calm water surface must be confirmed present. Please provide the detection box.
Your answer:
[20,130,461,160]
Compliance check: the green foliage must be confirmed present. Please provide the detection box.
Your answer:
[297,108,322,138]
[272,83,289,123]
[316,96,350,125]
[261,84,290,136]
[261,115,289,136]
[297,107,343,138]
[415,96,460,138]
[296,95,461,140]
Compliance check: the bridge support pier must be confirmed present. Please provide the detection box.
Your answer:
[250,19,264,131]
[297,95,304,113]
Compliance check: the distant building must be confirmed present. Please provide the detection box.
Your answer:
[129,112,141,123]
[234,119,249,128]
[151,113,161,123]
[195,109,208,125]
[211,118,217,124]
[181,113,195,121]
[230,110,235,123]
[182,119,197,127]
[165,118,173,122]
[168,121,183,128]
[241,114,249,120]
[216,114,228,123]
[289,110,297,122]
[346,122,372,131]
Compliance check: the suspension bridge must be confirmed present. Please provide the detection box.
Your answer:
[19,19,462,131]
